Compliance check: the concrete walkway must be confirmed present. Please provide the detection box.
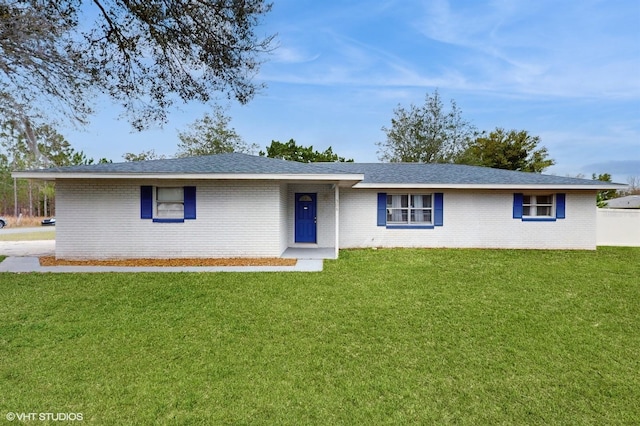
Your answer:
[0,256,323,273]
[0,239,325,273]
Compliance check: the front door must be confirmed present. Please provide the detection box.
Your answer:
[295,193,317,243]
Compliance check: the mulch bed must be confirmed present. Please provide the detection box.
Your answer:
[39,257,297,267]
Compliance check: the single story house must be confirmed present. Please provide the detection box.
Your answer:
[13,153,624,259]
[605,195,640,209]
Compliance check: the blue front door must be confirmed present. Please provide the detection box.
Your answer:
[295,193,317,243]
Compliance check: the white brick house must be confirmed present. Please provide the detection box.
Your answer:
[13,153,623,259]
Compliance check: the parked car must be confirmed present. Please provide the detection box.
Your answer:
[41,217,56,226]
[0,217,6,228]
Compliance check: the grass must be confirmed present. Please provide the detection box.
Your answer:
[1,248,639,424]
[0,230,55,241]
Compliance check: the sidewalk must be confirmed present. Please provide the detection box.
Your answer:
[0,256,323,273]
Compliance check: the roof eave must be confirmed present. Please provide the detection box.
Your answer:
[352,183,627,190]
[11,171,365,183]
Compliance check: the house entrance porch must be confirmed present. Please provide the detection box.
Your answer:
[281,247,337,259]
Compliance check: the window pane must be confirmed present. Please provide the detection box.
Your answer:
[401,195,408,208]
[537,195,553,205]
[387,194,403,208]
[537,206,552,216]
[411,195,431,208]
[411,209,432,223]
[157,187,183,202]
[523,206,531,216]
[387,209,407,223]
[523,195,532,205]
[157,202,184,218]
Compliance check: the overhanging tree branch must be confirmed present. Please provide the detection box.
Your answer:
[0,0,274,131]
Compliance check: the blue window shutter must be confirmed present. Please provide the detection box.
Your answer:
[556,193,566,219]
[184,186,196,220]
[377,193,387,226]
[434,193,444,226]
[141,186,153,219]
[513,193,523,219]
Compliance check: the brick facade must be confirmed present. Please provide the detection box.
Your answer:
[55,179,284,259]
[54,179,599,259]
[338,189,597,250]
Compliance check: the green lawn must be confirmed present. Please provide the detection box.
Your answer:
[1,248,639,424]
[0,230,55,241]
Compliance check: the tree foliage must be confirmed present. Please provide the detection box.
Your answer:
[592,173,617,207]
[0,120,106,215]
[0,1,91,126]
[457,128,555,173]
[0,0,274,130]
[260,139,353,163]
[377,90,476,163]
[622,176,640,196]
[123,149,166,162]
[176,106,257,157]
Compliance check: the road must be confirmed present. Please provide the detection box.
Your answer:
[0,226,54,235]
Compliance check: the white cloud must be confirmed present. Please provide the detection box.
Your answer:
[410,0,640,99]
[271,46,320,64]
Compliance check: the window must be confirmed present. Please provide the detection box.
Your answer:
[156,187,184,219]
[378,192,443,228]
[523,194,553,218]
[141,186,196,222]
[513,193,565,221]
[387,194,432,225]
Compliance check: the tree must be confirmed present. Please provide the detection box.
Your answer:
[592,173,616,207]
[176,106,257,157]
[620,176,640,196]
[260,139,353,163]
[123,150,166,162]
[457,128,555,172]
[377,90,476,163]
[0,0,274,131]
[0,1,94,157]
[0,119,107,216]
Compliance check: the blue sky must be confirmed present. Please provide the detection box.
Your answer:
[65,0,639,184]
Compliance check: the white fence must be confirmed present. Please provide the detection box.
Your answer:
[597,209,640,246]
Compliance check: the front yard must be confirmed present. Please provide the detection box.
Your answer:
[1,248,638,424]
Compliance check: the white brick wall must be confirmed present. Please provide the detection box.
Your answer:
[55,179,600,259]
[56,179,285,259]
[279,182,289,253]
[338,189,598,250]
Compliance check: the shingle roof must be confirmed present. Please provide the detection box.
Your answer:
[605,195,640,208]
[14,153,625,189]
[25,152,338,175]
[318,162,615,187]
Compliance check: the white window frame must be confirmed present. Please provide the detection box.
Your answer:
[156,187,184,219]
[523,194,555,218]
[386,193,433,225]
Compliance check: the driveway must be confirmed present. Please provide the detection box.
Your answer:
[0,227,55,256]
[0,240,55,256]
